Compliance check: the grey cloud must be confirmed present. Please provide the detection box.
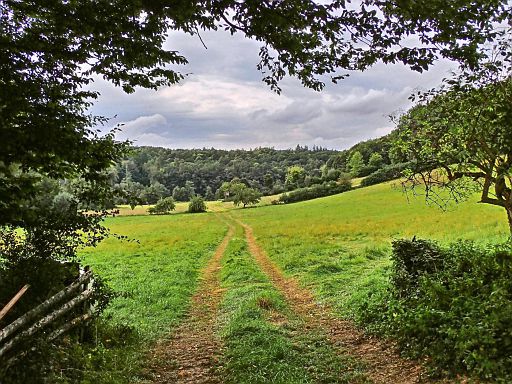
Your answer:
[88,29,456,150]
[266,100,323,125]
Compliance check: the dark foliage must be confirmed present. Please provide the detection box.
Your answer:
[360,162,413,187]
[114,146,337,200]
[279,180,351,204]
[357,239,512,381]
[0,178,116,380]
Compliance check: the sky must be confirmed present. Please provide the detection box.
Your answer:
[90,29,456,151]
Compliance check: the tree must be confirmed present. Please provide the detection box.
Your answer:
[141,181,170,205]
[204,186,215,201]
[233,186,262,208]
[368,153,384,169]
[392,33,512,233]
[348,151,365,177]
[183,181,196,199]
[263,174,274,193]
[285,166,306,189]
[148,197,176,215]
[188,196,207,213]
[119,180,144,210]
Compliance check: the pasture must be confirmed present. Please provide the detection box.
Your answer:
[229,181,509,315]
[80,181,508,382]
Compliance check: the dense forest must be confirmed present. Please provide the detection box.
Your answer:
[112,136,399,205]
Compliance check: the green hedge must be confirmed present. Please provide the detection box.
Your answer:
[356,239,512,381]
[360,162,412,187]
[278,181,351,204]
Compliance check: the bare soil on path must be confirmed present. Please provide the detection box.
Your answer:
[236,218,430,384]
[144,224,234,384]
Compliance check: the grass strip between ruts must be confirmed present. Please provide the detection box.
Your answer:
[217,224,369,384]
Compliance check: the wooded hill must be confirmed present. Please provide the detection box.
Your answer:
[112,135,397,205]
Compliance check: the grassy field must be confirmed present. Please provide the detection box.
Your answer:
[79,180,508,381]
[79,213,227,382]
[218,225,367,383]
[114,194,280,216]
[82,213,227,337]
[229,181,509,316]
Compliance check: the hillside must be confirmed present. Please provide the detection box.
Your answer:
[110,134,397,206]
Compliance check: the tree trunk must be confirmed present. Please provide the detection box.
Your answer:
[507,206,512,236]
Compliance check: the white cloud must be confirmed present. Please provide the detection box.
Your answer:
[116,114,173,146]
[89,28,457,150]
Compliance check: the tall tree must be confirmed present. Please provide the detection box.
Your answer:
[348,151,365,176]
[392,33,512,233]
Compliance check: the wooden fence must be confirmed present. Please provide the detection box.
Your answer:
[0,270,94,368]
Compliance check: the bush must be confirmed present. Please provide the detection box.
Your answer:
[279,181,351,204]
[0,229,114,383]
[390,238,443,298]
[360,162,412,187]
[188,196,206,213]
[356,238,512,381]
[147,196,175,214]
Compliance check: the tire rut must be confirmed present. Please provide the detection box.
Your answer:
[144,224,234,384]
[236,218,430,384]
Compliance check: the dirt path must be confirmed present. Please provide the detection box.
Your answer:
[145,224,234,384]
[236,218,428,384]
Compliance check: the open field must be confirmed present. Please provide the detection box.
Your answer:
[229,181,508,316]
[80,181,508,382]
[114,194,281,216]
[218,224,369,383]
[79,213,226,382]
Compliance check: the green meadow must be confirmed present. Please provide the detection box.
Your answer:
[218,225,367,383]
[230,181,508,316]
[81,213,227,337]
[80,181,508,381]
[79,213,226,382]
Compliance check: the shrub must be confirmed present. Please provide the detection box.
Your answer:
[360,162,412,187]
[356,238,512,381]
[279,181,351,204]
[188,196,206,213]
[147,196,175,214]
[390,238,443,298]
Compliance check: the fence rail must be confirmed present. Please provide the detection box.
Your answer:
[0,270,94,368]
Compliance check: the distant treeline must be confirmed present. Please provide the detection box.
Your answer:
[112,135,401,205]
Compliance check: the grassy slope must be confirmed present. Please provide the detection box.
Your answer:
[230,181,509,316]
[81,213,227,339]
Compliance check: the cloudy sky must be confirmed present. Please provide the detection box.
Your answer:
[90,29,456,151]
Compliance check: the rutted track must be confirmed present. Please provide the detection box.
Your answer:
[235,218,428,384]
[145,223,234,384]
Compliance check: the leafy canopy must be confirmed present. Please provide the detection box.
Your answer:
[392,32,512,232]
